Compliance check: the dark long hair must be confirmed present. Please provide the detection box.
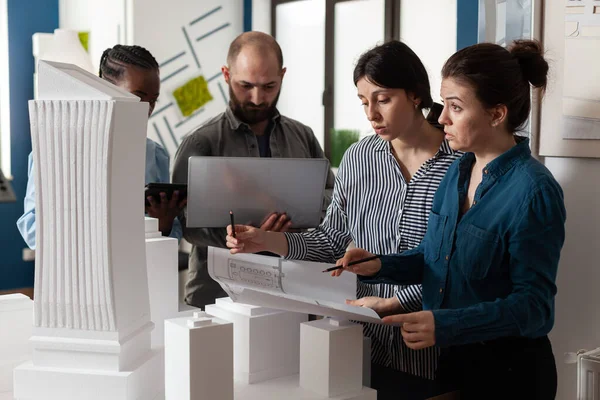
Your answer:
[353,40,433,110]
[442,40,548,133]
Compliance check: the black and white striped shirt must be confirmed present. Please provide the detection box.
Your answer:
[285,133,462,379]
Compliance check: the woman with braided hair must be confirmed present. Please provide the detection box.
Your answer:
[17,44,184,248]
[99,45,160,116]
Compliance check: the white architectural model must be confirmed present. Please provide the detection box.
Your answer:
[164,312,233,400]
[300,318,364,398]
[0,294,32,396]
[206,297,307,384]
[230,316,376,399]
[13,60,163,400]
[204,247,378,399]
[202,300,377,400]
[145,217,179,348]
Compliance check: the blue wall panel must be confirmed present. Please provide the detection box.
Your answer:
[243,0,252,31]
[457,0,479,50]
[0,0,58,290]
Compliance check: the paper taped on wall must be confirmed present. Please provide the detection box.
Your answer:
[562,0,600,140]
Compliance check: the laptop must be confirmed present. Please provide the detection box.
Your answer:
[186,157,330,229]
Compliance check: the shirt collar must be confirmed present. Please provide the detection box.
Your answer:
[459,136,530,178]
[437,138,457,156]
[224,105,281,132]
[373,134,457,158]
[373,136,389,152]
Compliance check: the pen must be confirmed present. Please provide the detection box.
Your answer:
[321,255,381,273]
[230,210,236,238]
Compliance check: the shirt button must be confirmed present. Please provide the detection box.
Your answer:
[473,200,477,205]
[445,255,449,260]
[439,288,443,293]
[484,169,489,174]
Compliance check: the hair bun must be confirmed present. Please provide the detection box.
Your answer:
[509,39,548,90]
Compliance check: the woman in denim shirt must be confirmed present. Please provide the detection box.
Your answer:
[336,40,566,399]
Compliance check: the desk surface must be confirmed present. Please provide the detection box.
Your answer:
[2,374,377,400]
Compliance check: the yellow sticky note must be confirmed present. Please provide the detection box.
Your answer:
[173,75,213,117]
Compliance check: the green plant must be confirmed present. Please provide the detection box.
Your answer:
[330,129,360,168]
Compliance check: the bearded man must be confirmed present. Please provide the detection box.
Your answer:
[172,31,334,308]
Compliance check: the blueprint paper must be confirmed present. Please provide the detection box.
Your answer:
[207,247,382,324]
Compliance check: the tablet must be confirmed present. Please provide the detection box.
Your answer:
[145,183,187,207]
[186,157,330,228]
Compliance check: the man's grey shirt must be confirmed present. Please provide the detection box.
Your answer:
[172,106,335,308]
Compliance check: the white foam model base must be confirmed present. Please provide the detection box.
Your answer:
[234,374,377,400]
[165,313,233,400]
[205,297,308,384]
[362,336,371,388]
[13,349,164,400]
[0,295,33,394]
[145,217,179,349]
[300,318,365,398]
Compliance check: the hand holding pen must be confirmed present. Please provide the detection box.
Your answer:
[229,210,236,238]
[327,248,382,277]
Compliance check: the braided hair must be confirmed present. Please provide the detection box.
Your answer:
[99,44,159,83]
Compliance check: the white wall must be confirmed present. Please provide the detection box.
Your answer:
[252,0,270,34]
[132,0,243,160]
[60,0,244,160]
[545,156,600,399]
[60,0,126,78]
[59,0,92,31]
[400,0,457,104]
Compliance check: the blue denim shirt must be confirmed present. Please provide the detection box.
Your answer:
[16,138,182,249]
[361,138,566,347]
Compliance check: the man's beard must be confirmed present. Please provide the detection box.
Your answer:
[229,86,280,125]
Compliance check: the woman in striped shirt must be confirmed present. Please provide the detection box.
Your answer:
[225,41,461,399]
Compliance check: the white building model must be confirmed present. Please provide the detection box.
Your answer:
[10,59,377,400]
[13,60,163,400]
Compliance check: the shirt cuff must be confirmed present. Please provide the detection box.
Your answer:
[168,217,183,241]
[284,232,308,260]
[378,254,398,274]
[395,286,422,313]
[357,254,393,283]
[433,308,461,347]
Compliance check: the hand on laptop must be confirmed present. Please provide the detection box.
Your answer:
[226,213,292,255]
[260,212,293,232]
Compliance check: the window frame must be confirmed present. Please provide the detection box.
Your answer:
[271,0,400,159]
